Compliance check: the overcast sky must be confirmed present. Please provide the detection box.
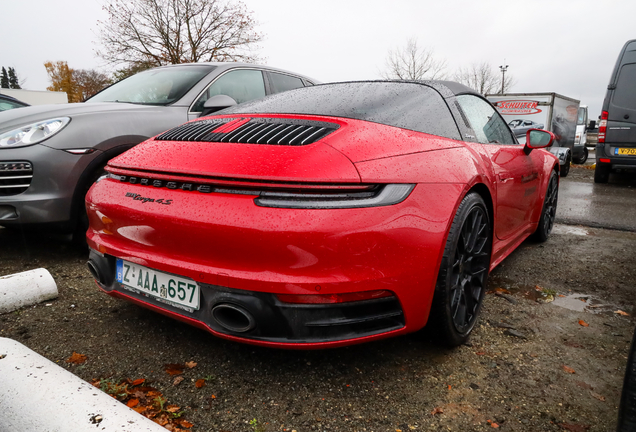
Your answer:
[2,0,634,117]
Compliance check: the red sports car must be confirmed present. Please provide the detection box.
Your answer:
[86,81,558,349]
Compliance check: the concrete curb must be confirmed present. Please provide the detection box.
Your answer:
[0,268,58,314]
[0,337,166,432]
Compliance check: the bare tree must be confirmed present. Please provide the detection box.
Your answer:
[454,62,515,95]
[96,0,264,68]
[75,69,112,100]
[382,38,447,80]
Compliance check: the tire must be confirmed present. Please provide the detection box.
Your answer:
[573,147,589,164]
[560,154,571,177]
[430,192,492,347]
[594,163,610,183]
[533,170,559,242]
[72,166,108,246]
[617,327,636,431]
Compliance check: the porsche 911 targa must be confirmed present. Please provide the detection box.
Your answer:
[86,81,558,349]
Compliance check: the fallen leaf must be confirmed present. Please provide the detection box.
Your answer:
[185,361,197,369]
[210,395,216,399]
[431,407,444,415]
[558,294,566,297]
[127,399,139,408]
[173,376,185,386]
[562,365,576,374]
[578,320,589,327]
[447,384,452,390]
[494,287,510,294]
[589,391,605,402]
[164,364,186,376]
[178,419,194,428]
[195,379,206,388]
[133,406,147,414]
[131,378,145,386]
[66,352,88,364]
[558,423,590,432]
[475,351,486,356]
[535,285,543,291]
[166,405,180,413]
[615,310,630,316]
[491,423,500,429]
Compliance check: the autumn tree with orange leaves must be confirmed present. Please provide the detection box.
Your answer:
[96,0,264,69]
[44,61,112,103]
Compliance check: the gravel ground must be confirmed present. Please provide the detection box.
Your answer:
[1,165,635,432]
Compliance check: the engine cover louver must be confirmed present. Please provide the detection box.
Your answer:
[155,118,339,146]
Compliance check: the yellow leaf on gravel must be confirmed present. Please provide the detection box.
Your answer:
[578,320,589,327]
[185,361,197,369]
[615,310,630,316]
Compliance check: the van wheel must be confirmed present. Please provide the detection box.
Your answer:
[573,147,589,164]
[594,164,610,183]
[559,155,571,177]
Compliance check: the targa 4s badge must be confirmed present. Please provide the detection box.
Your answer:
[125,192,172,205]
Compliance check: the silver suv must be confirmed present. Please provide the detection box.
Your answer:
[0,63,316,238]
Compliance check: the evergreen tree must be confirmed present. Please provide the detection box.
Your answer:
[7,67,21,89]
[0,67,9,88]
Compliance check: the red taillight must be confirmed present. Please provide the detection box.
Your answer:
[276,290,394,304]
[599,158,611,163]
[598,110,608,143]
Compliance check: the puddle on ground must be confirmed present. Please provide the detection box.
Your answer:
[488,275,616,314]
[552,224,589,236]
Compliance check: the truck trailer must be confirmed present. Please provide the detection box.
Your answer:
[486,93,586,177]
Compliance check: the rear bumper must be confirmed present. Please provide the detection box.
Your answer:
[89,250,406,348]
[596,143,636,169]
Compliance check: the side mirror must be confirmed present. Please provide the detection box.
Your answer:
[523,129,555,155]
[200,95,237,117]
[588,120,596,130]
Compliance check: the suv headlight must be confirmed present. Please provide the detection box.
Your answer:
[0,117,71,148]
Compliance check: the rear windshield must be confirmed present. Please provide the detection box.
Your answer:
[222,82,461,139]
[87,65,216,105]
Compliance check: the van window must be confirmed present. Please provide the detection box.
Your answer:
[613,63,636,110]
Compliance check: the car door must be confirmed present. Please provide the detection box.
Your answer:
[456,95,544,241]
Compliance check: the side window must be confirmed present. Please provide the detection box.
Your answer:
[191,69,266,113]
[456,95,516,144]
[269,73,305,94]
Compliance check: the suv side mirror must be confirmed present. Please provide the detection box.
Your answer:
[200,95,238,117]
[524,129,555,155]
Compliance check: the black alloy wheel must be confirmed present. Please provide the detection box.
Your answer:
[431,193,492,347]
[534,170,559,242]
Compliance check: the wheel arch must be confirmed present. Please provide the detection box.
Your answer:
[69,142,138,229]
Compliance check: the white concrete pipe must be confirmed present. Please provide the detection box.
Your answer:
[0,338,167,432]
[0,268,58,313]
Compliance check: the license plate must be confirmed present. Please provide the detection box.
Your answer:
[116,259,200,312]
[615,148,636,155]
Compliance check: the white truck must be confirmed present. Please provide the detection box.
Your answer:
[486,93,586,177]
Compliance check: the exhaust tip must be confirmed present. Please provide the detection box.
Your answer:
[87,260,102,284]
[212,303,256,333]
